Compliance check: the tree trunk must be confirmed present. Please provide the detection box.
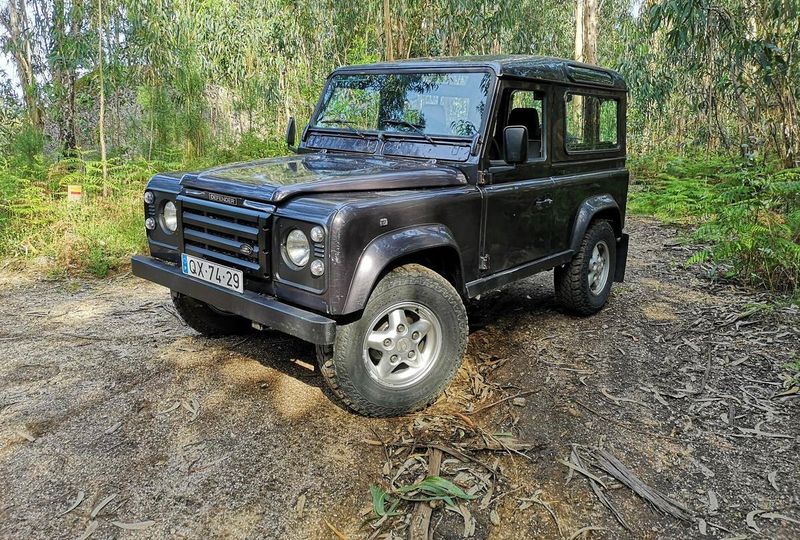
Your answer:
[574,0,584,62]
[97,0,109,194]
[383,0,393,61]
[583,0,598,65]
[52,0,79,155]
[4,0,43,130]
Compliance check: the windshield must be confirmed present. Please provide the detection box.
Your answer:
[313,71,493,138]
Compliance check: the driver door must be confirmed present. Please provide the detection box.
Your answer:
[480,82,554,275]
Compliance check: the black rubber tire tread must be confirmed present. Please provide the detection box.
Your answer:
[171,292,253,337]
[316,264,468,417]
[554,220,617,316]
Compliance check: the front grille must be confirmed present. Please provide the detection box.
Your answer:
[177,194,272,277]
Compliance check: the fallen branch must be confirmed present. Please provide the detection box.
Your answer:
[592,448,694,522]
[408,448,443,540]
[467,390,538,415]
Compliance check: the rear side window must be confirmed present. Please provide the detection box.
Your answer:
[565,93,618,152]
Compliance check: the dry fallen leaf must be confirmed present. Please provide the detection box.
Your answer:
[323,519,348,540]
[568,526,609,540]
[16,430,35,442]
[77,520,98,540]
[761,512,800,526]
[767,470,779,491]
[182,398,200,421]
[90,494,118,519]
[295,494,306,515]
[746,509,763,531]
[490,508,501,525]
[156,401,180,415]
[111,520,155,530]
[707,490,719,515]
[58,491,86,516]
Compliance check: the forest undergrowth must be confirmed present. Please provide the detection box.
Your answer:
[630,153,800,294]
[2,138,797,297]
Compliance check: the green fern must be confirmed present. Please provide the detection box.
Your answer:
[631,153,799,292]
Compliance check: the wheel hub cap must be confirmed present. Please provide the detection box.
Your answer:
[362,302,442,388]
[588,240,611,295]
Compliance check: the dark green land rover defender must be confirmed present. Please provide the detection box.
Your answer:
[132,55,629,416]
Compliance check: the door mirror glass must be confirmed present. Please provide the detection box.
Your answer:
[285,116,296,148]
[503,126,528,164]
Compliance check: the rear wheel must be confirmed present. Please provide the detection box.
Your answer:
[555,220,617,315]
[316,264,468,417]
[171,292,253,336]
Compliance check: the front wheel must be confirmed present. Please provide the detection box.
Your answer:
[316,264,468,417]
[555,220,617,315]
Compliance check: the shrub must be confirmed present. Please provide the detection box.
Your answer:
[631,154,800,293]
[0,136,286,276]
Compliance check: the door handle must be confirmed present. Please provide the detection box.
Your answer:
[535,197,553,209]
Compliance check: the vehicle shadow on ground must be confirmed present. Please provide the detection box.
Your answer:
[240,271,557,389]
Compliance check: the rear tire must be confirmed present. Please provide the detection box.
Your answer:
[316,264,468,417]
[555,220,616,315]
[171,292,253,337]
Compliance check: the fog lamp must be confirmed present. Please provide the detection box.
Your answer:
[310,259,325,277]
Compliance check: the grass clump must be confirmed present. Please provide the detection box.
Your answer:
[630,154,800,293]
[0,134,285,277]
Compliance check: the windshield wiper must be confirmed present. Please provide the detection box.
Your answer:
[383,119,438,146]
[318,119,367,139]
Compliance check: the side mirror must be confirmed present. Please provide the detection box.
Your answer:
[285,116,296,148]
[503,126,528,164]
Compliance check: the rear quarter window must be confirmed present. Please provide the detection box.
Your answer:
[565,93,618,152]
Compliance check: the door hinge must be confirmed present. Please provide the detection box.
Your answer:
[479,254,490,271]
[478,171,490,185]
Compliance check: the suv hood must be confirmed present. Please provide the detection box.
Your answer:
[179,153,467,203]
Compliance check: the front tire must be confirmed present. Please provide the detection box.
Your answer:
[171,292,253,337]
[555,220,617,315]
[316,264,468,417]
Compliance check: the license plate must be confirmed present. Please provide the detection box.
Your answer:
[181,253,244,293]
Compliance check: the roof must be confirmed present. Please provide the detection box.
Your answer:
[334,55,627,91]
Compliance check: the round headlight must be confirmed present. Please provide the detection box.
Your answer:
[310,226,325,243]
[162,201,178,233]
[144,191,155,204]
[284,229,310,267]
[145,217,156,230]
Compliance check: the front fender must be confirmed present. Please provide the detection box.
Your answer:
[569,194,621,252]
[339,224,461,315]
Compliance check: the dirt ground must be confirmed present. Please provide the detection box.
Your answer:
[1,216,798,540]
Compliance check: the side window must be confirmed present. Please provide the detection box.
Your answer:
[565,93,618,152]
[504,89,546,161]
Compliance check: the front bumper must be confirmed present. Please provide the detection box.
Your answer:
[131,256,336,344]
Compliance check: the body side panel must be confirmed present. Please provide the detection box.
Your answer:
[325,186,483,315]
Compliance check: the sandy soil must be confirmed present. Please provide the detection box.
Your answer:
[0,216,798,540]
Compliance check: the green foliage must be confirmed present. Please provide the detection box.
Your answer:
[0,137,284,276]
[367,476,476,524]
[631,155,800,292]
[8,124,45,171]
